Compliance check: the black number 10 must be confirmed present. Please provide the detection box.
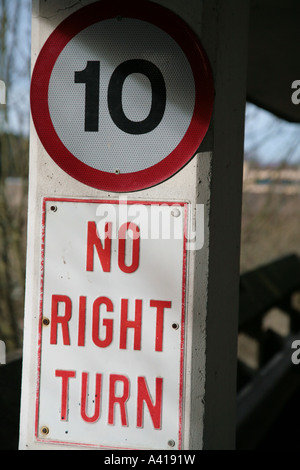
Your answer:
[74,59,166,134]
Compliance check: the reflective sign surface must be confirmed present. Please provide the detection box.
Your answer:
[31,1,214,191]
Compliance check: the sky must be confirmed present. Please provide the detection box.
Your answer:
[244,103,300,166]
[2,1,300,167]
[0,0,31,135]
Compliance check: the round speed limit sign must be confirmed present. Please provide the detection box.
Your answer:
[31,0,214,192]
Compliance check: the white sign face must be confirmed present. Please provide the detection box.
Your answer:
[36,198,187,450]
[48,19,195,174]
[30,1,214,192]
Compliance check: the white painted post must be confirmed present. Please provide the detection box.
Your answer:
[19,0,249,450]
[199,2,249,449]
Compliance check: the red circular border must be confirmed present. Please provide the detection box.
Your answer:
[31,0,214,192]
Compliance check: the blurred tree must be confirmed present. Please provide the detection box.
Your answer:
[241,103,300,273]
[0,0,31,352]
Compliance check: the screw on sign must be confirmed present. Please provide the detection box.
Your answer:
[30,0,214,192]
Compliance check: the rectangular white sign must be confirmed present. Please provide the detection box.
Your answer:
[36,198,187,450]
